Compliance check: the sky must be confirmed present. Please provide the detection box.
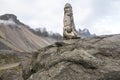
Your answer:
[0,0,120,35]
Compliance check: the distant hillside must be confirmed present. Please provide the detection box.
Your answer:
[0,14,56,52]
[28,27,63,41]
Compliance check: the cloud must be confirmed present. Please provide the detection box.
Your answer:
[73,0,120,35]
[81,0,116,27]
[0,0,120,35]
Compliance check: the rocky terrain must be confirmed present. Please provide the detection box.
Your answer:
[0,34,120,80]
[0,14,56,52]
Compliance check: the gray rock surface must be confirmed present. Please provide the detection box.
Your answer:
[0,34,120,80]
[27,34,120,80]
[0,50,32,80]
[0,70,23,80]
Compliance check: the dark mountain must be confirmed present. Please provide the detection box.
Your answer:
[77,28,96,38]
[0,14,25,25]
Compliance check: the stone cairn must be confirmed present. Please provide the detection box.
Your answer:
[63,3,78,40]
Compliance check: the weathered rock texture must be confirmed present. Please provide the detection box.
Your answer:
[26,34,120,80]
[0,50,32,80]
[63,3,78,40]
[0,34,120,80]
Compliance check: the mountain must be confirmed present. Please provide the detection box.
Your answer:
[77,28,96,38]
[0,14,56,52]
[0,34,120,80]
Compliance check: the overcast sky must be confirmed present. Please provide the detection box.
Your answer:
[0,0,120,35]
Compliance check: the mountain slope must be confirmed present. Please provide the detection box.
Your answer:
[0,14,56,52]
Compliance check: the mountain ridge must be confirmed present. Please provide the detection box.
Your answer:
[0,14,56,52]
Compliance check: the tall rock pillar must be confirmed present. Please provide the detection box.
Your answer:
[63,3,78,40]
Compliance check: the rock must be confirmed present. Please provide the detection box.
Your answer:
[0,50,33,80]
[27,34,120,80]
[0,34,120,80]
[0,14,17,20]
[98,71,120,80]
[0,51,23,80]
[63,3,78,40]
[0,70,23,80]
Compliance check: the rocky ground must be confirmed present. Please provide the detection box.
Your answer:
[0,34,120,80]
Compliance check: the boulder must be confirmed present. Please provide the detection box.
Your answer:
[27,34,120,80]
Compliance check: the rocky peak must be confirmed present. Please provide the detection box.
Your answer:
[83,28,89,33]
[0,14,17,20]
[0,14,25,25]
[77,28,95,37]
[82,28,91,36]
